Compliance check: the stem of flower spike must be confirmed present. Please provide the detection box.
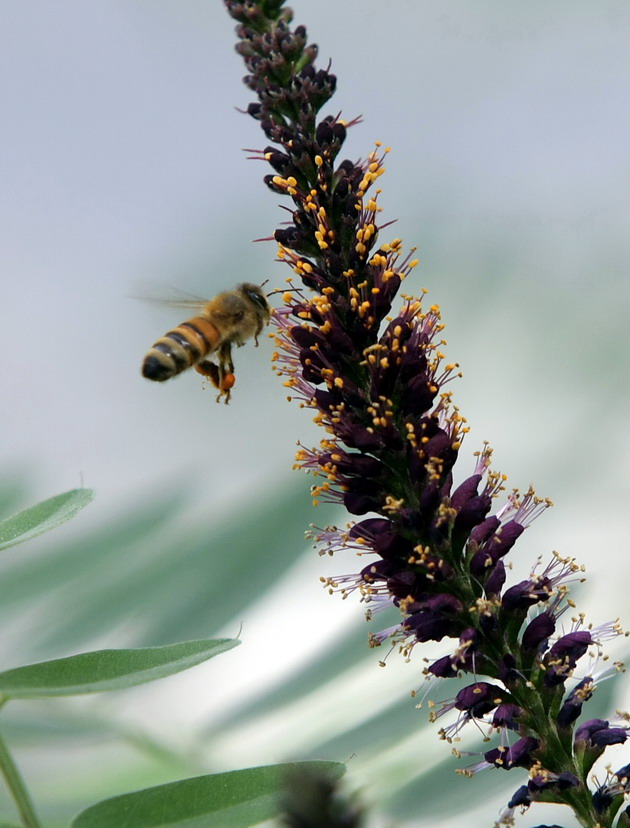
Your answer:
[0,722,42,828]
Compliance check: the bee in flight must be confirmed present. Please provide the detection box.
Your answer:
[141,282,271,403]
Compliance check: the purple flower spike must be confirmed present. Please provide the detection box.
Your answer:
[225,3,627,824]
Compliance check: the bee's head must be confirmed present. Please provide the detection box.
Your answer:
[240,283,271,320]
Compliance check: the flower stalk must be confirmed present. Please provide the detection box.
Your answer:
[223,2,629,825]
[0,723,42,828]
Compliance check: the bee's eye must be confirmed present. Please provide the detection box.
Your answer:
[246,289,268,311]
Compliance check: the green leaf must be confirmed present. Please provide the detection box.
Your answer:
[0,639,239,699]
[70,761,345,828]
[0,489,95,551]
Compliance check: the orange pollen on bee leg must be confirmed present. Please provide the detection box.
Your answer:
[221,374,236,391]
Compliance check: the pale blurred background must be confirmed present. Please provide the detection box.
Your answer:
[1,2,630,826]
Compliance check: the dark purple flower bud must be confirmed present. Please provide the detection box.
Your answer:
[387,570,430,600]
[401,373,437,416]
[469,548,492,576]
[484,736,538,770]
[469,515,501,546]
[315,120,334,146]
[333,175,350,199]
[349,518,408,559]
[544,631,593,686]
[421,430,453,465]
[404,594,464,642]
[359,558,398,583]
[522,612,556,652]
[591,728,627,748]
[501,577,553,612]
[507,786,530,809]
[423,594,463,615]
[556,772,580,790]
[455,682,504,718]
[349,518,390,541]
[557,677,594,728]
[529,771,579,793]
[492,703,522,731]
[265,149,292,174]
[427,655,458,678]
[548,630,593,661]
[246,101,263,119]
[480,520,524,562]
[290,325,327,350]
[484,560,506,596]
[334,419,383,451]
[404,613,454,643]
[324,321,355,354]
[274,226,314,253]
[319,451,382,479]
[343,491,382,516]
[453,494,492,534]
[353,520,417,564]
[450,474,482,512]
[312,390,335,413]
[427,627,479,677]
[574,719,610,746]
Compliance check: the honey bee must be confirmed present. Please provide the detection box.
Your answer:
[141,282,271,403]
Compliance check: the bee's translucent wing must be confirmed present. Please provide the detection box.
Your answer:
[129,281,210,311]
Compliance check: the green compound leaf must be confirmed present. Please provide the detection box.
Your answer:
[0,639,239,699]
[0,489,95,551]
[71,761,346,828]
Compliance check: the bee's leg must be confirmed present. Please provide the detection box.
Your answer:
[195,359,235,403]
[218,341,234,374]
[218,372,235,403]
[216,342,235,404]
[195,359,221,387]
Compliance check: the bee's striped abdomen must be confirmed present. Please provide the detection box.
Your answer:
[142,315,220,382]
